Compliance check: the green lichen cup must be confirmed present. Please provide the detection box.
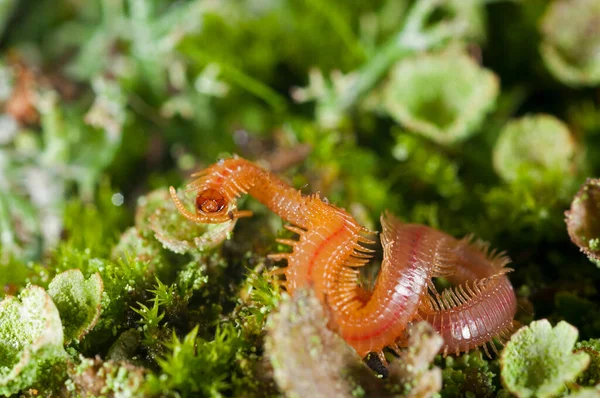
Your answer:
[0,286,66,396]
[383,50,499,146]
[540,0,600,87]
[48,270,103,344]
[492,114,577,185]
[501,320,590,398]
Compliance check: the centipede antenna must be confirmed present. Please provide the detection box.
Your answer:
[169,186,204,223]
[234,210,254,219]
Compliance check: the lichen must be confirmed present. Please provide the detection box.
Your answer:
[566,178,600,264]
[386,322,443,398]
[47,269,103,344]
[493,114,577,186]
[383,49,499,145]
[501,320,590,398]
[265,289,373,398]
[575,339,600,387]
[540,0,600,86]
[0,285,67,396]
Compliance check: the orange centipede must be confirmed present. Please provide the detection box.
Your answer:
[169,156,518,362]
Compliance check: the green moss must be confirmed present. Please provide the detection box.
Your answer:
[439,352,496,398]
[67,356,148,397]
[145,324,244,397]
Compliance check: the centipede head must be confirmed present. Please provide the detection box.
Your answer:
[169,186,252,224]
[196,188,227,214]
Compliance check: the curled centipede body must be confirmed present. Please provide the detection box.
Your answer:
[170,156,518,361]
[418,237,517,357]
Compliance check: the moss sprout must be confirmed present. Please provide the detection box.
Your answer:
[439,351,497,398]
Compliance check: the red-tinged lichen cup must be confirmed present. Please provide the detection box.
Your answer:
[566,178,600,264]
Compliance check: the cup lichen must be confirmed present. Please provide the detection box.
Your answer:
[0,285,66,396]
[493,114,578,185]
[566,178,600,266]
[383,50,499,145]
[540,0,600,87]
[501,320,590,398]
[47,269,103,344]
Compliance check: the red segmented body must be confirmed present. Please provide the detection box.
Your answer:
[419,272,516,357]
[170,157,518,360]
[418,237,517,356]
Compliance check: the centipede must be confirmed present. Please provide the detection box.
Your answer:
[169,156,518,363]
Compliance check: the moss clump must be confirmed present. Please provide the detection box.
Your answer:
[67,356,147,397]
[439,351,497,398]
